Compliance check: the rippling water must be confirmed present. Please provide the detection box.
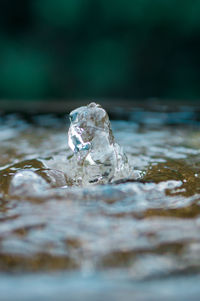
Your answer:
[1,107,200,300]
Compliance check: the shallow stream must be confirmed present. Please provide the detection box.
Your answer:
[1,106,200,300]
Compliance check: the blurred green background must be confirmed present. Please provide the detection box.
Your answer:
[0,0,200,101]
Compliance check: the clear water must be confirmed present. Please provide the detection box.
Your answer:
[67,102,131,185]
[1,108,200,300]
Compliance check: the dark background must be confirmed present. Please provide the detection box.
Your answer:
[0,0,200,103]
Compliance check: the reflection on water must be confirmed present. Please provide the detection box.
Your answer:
[0,108,200,300]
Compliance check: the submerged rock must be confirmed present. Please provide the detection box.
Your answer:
[68,102,131,185]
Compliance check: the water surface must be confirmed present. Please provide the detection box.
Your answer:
[0,107,200,300]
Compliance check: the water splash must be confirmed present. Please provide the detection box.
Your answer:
[68,102,132,185]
